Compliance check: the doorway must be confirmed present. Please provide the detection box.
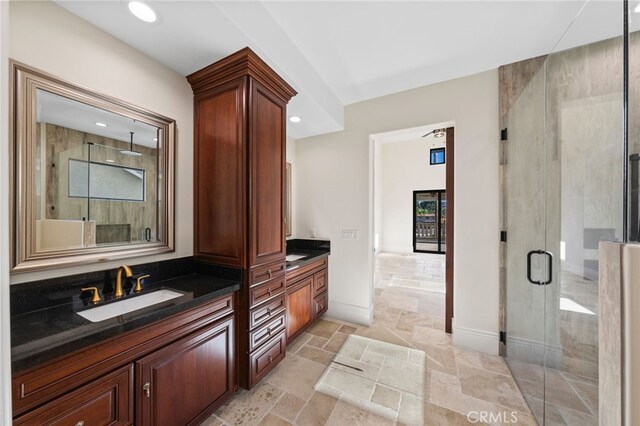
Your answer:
[413,189,446,254]
[370,124,454,333]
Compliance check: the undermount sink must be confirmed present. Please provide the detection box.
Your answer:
[285,254,307,262]
[77,289,184,323]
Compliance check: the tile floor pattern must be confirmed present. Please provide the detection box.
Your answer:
[204,252,537,425]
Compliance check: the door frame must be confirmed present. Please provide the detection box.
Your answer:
[445,127,454,334]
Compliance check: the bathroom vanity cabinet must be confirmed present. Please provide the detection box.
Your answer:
[12,293,236,426]
[188,47,296,390]
[285,257,329,342]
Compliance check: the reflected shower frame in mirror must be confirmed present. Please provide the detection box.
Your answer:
[10,61,175,273]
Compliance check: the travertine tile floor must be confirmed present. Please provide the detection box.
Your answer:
[205,253,537,425]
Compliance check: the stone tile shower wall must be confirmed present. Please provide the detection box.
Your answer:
[41,123,158,244]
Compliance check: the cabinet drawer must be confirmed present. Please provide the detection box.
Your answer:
[250,331,286,386]
[249,276,285,308]
[250,293,285,330]
[249,313,286,352]
[286,257,328,284]
[314,291,328,320]
[250,260,285,287]
[313,270,328,297]
[14,365,133,426]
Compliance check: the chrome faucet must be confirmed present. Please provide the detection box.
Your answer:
[114,265,133,298]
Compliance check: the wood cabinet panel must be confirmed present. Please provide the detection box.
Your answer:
[136,317,234,426]
[249,312,286,352]
[249,293,285,330]
[249,81,286,267]
[285,277,313,341]
[250,259,285,286]
[286,257,327,284]
[314,292,328,320]
[313,270,328,297]
[14,365,133,426]
[249,276,285,309]
[249,331,286,386]
[194,79,246,266]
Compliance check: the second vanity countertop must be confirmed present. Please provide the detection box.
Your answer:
[11,273,240,374]
[285,238,331,272]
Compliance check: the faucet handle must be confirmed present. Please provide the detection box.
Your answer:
[80,287,102,304]
[134,274,150,293]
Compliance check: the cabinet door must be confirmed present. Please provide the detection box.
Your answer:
[249,80,286,267]
[136,317,234,426]
[286,276,313,341]
[194,78,247,267]
[14,365,133,426]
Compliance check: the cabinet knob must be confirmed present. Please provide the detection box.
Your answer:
[75,422,85,426]
[143,382,151,398]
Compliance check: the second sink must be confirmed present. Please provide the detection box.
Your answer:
[77,289,184,323]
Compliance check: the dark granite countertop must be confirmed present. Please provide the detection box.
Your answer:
[11,273,240,373]
[285,250,330,271]
[285,239,331,271]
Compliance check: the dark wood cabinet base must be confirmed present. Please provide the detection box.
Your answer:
[12,294,236,425]
[285,257,329,344]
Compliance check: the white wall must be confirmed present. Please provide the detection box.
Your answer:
[8,1,194,284]
[0,1,13,422]
[295,70,500,353]
[380,137,445,253]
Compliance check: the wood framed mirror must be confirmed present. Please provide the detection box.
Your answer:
[10,61,175,272]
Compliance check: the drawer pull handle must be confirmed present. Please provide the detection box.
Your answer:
[75,422,85,426]
[143,382,151,398]
[268,354,273,363]
[267,269,272,278]
[267,307,272,315]
[267,288,272,296]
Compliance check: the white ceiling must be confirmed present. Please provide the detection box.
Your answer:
[37,89,159,148]
[54,0,626,140]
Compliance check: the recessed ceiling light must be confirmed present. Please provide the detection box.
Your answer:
[289,116,302,123]
[128,1,157,23]
[106,159,115,163]
[635,2,640,13]
[153,138,158,142]
[95,122,107,127]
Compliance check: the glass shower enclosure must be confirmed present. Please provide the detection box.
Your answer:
[503,1,631,424]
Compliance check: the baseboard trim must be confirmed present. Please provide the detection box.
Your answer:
[380,246,413,254]
[452,322,499,355]
[326,300,372,326]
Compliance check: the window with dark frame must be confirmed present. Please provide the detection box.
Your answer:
[430,147,445,165]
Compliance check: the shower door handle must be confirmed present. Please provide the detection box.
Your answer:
[527,250,553,285]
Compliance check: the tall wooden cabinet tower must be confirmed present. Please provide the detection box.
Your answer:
[187,48,296,389]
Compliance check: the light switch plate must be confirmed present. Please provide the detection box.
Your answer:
[341,229,359,240]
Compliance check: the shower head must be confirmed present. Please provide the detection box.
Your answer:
[120,131,142,157]
[421,128,446,139]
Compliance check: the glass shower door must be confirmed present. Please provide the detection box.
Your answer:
[504,60,549,425]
